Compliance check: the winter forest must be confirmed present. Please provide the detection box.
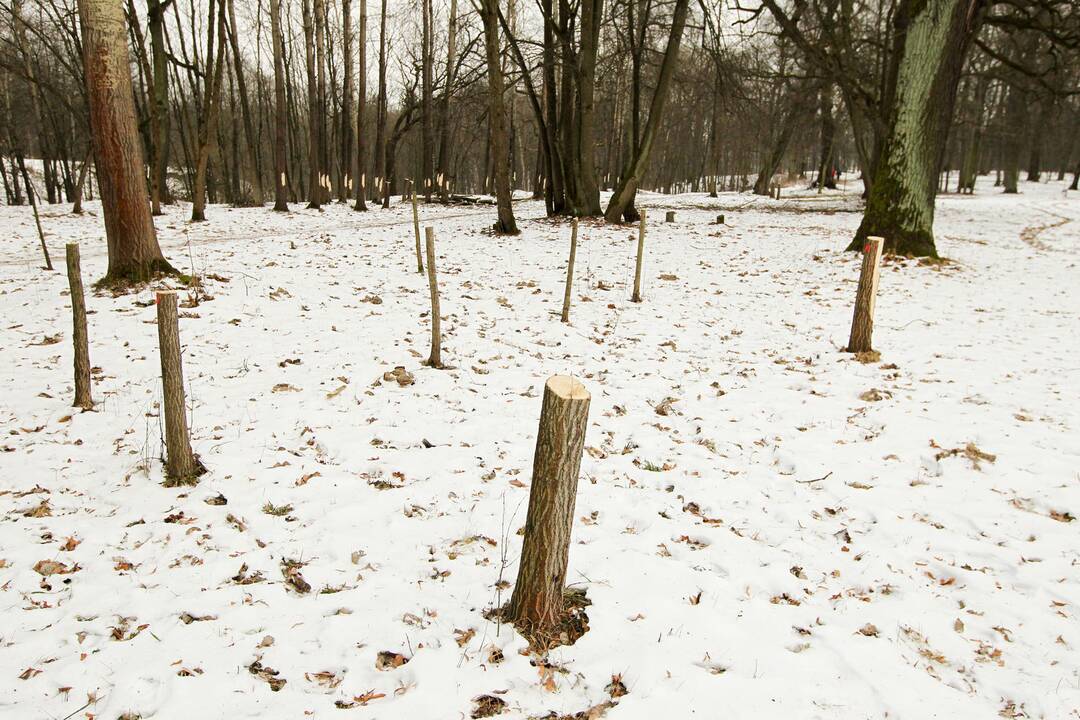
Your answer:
[1,0,1078,716]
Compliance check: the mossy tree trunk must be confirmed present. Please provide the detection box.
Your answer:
[849,0,985,257]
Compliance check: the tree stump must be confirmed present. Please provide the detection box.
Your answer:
[847,236,884,353]
[665,210,675,223]
[506,375,591,637]
[716,214,725,224]
[631,210,646,303]
[560,219,578,323]
[411,187,423,273]
[424,227,442,368]
[156,291,202,483]
[65,244,92,409]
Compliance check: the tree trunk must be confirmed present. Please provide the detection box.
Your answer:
[479,0,518,234]
[424,227,442,368]
[225,0,264,204]
[1001,83,1026,193]
[66,244,93,410]
[849,0,985,257]
[77,0,174,282]
[604,0,689,223]
[147,0,171,215]
[270,0,289,210]
[302,0,321,208]
[156,290,203,483]
[437,0,458,203]
[421,0,433,200]
[353,0,368,210]
[375,0,388,207]
[341,0,354,202]
[191,0,227,222]
[506,375,591,637]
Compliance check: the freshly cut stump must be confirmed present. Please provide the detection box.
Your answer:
[157,291,204,483]
[847,236,884,354]
[505,375,591,645]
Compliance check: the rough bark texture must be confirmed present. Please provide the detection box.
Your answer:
[479,0,518,234]
[850,0,985,257]
[847,237,884,354]
[156,291,201,482]
[66,244,93,410]
[424,227,442,368]
[631,210,645,303]
[77,0,173,283]
[560,219,578,323]
[506,375,591,635]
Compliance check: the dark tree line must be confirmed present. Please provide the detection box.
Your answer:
[0,0,1077,279]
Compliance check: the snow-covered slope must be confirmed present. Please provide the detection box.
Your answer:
[1,178,1077,719]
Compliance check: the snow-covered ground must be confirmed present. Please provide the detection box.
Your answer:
[1,178,1077,720]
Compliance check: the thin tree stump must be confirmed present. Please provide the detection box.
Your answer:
[156,290,202,483]
[665,210,675,223]
[506,375,591,637]
[847,236,884,354]
[411,186,423,273]
[560,219,578,323]
[424,227,442,368]
[66,244,93,409]
[631,210,646,303]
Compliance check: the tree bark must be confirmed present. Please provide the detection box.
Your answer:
[604,0,689,223]
[191,0,228,221]
[66,244,93,410]
[270,0,289,210]
[849,0,985,257]
[353,0,368,210]
[77,0,174,282]
[437,0,458,203]
[560,219,577,323]
[631,209,645,302]
[156,290,202,483]
[225,0,263,204]
[506,375,591,636]
[424,227,442,368]
[478,0,518,234]
[421,0,433,200]
[375,0,388,207]
[847,237,884,354]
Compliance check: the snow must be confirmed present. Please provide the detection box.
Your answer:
[1,178,1078,719]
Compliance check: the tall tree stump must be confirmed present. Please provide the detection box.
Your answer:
[560,219,578,323]
[156,291,202,483]
[65,244,93,409]
[411,186,423,273]
[846,236,884,353]
[506,375,591,637]
[665,211,675,223]
[631,210,646,303]
[424,227,442,368]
